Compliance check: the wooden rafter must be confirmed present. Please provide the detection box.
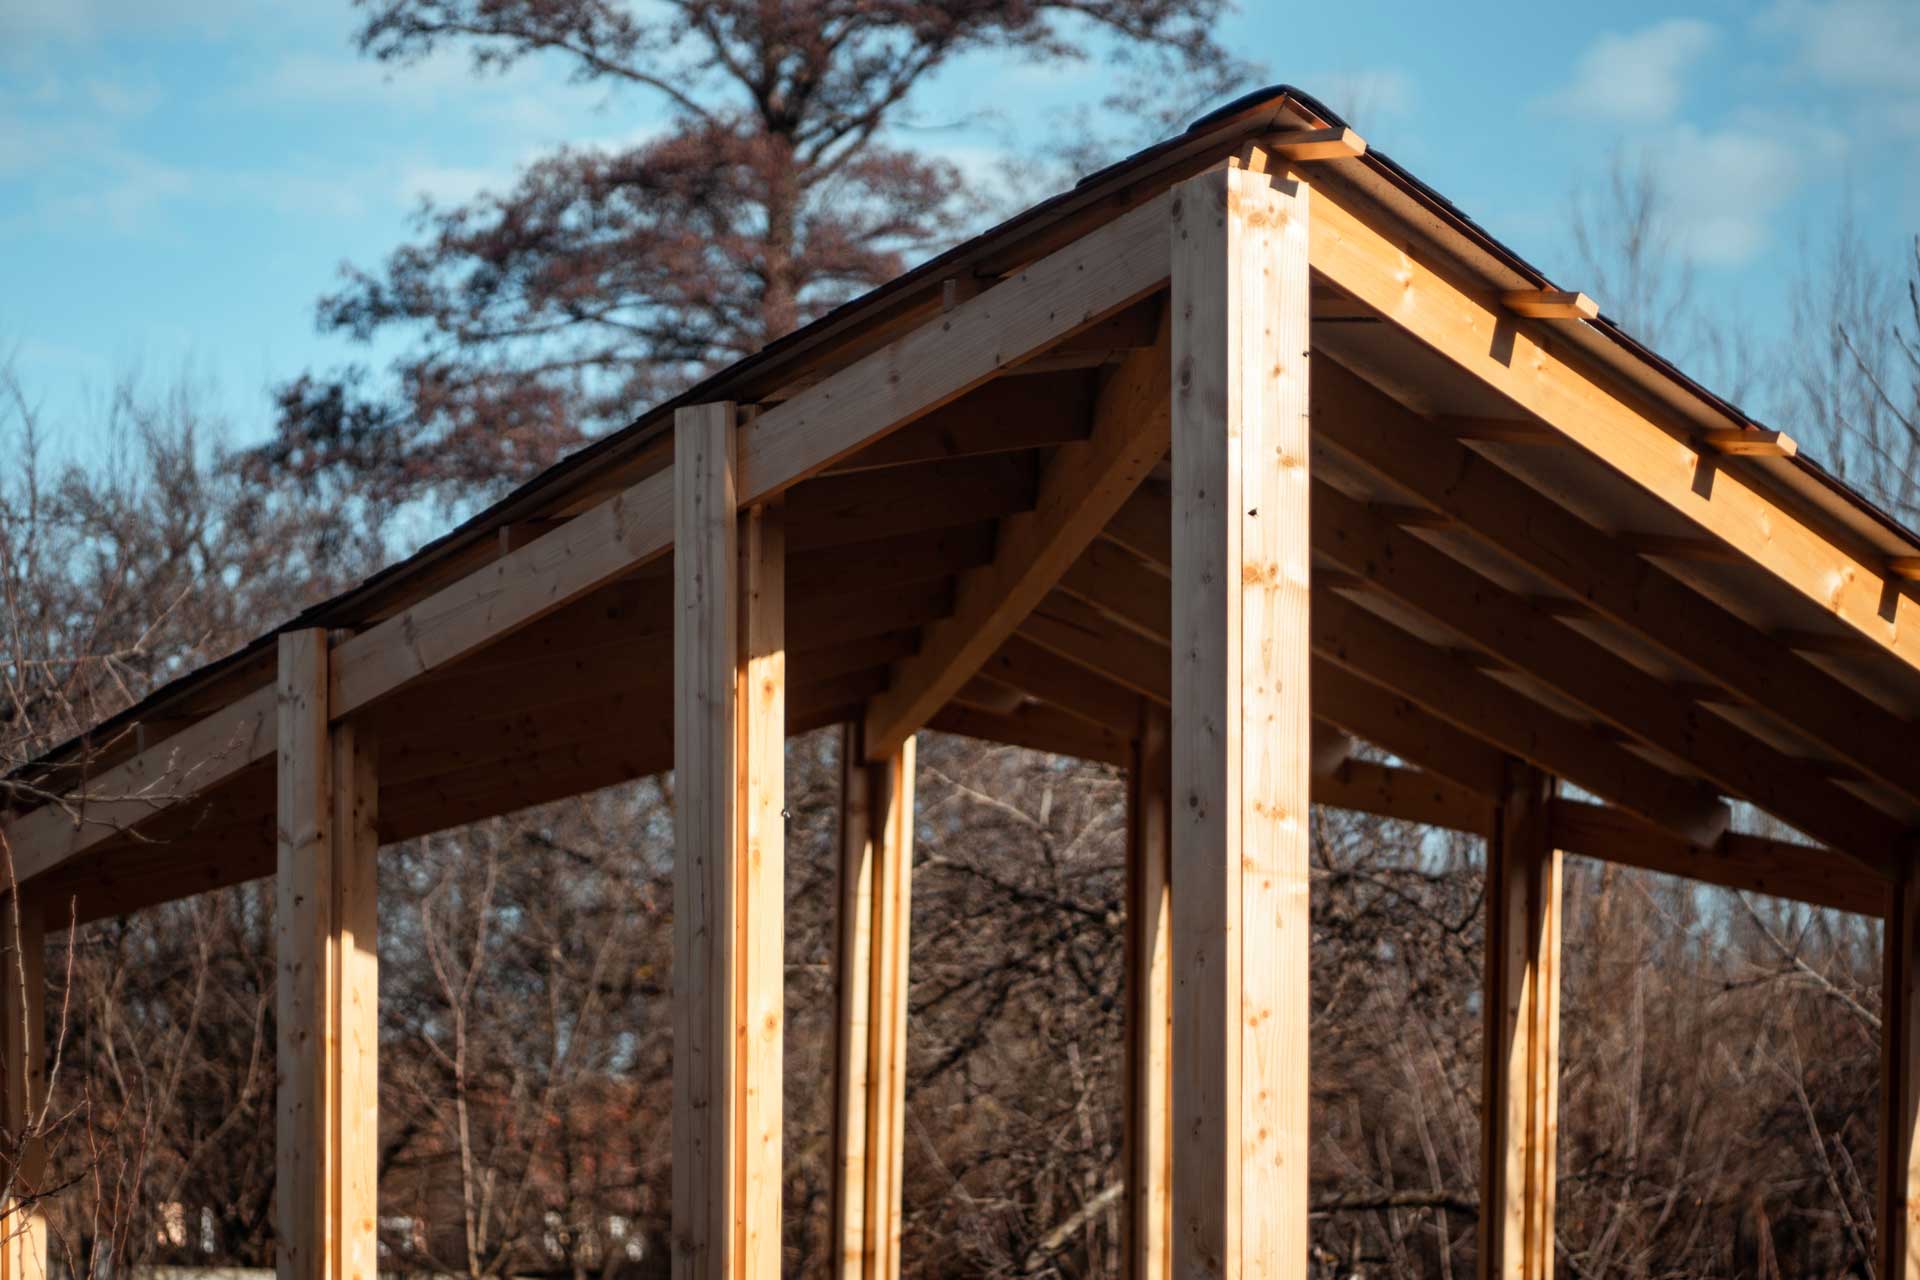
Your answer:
[1312,358,1920,811]
[1298,167,1920,678]
[1312,481,1905,864]
[863,315,1173,759]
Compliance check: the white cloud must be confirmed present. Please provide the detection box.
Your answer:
[1644,113,1847,266]
[1760,0,1920,92]
[1541,19,1717,124]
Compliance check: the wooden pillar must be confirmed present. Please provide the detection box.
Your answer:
[1,889,45,1280]
[673,403,786,1280]
[1124,704,1172,1280]
[1883,863,1920,1277]
[1480,765,1562,1280]
[1168,164,1313,1280]
[275,629,379,1280]
[829,724,915,1280]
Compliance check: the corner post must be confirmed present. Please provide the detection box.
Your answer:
[830,724,915,1280]
[1883,863,1920,1278]
[1168,164,1313,1280]
[674,403,786,1280]
[1,888,45,1280]
[1124,704,1172,1280]
[1480,765,1562,1280]
[275,629,380,1280]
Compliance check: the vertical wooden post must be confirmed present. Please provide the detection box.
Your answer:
[1,889,45,1280]
[674,403,787,1280]
[830,724,915,1280]
[1168,164,1313,1280]
[276,629,380,1280]
[1883,864,1920,1278]
[1124,704,1172,1280]
[1480,765,1562,1280]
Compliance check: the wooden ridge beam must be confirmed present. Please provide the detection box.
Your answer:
[862,315,1173,759]
[1500,289,1598,321]
[1312,481,1905,865]
[1299,171,1920,680]
[1312,359,1920,811]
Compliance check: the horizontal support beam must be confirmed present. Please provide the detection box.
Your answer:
[4,684,277,883]
[1500,289,1598,321]
[1550,798,1886,918]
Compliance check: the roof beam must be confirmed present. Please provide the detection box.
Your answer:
[1500,289,1598,321]
[1313,590,1730,846]
[1313,482,1905,864]
[862,317,1173,759]
[3,685,277,883]
[326,186,1174,722]
[1550,798,1886,918]
[1299,169,1920,679]
[1312,358,1920,812]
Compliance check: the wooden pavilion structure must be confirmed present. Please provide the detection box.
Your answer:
[6,85,1920,1279]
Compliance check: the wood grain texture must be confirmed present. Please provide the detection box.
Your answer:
[862,313,1173,758]
[1125,705,1173,1280]
[830,724,915,1280]
[1301,172,1920,681]
[1168,165,1311,1280]
[1884,865,1920,1279]
[673,405,785,1280]
[275,632,377,1280]
[1481,767,1562,1280]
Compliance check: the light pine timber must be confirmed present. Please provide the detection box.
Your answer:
[830,725,915,1280]
[0,169,1171,1239]
[861,313,1173,759]
[2,683,276,883]
[673,404,787,1280]
[1309,481,1905,862]
[274,630,379,1280]
[1,888,45,1280]
[1297,170,1920,677]
[1884,864,1920,1279]
[1481,766,1562,1280]
[1168,164,1311,1280]
[324,188,1173,723]
[1125,704,1173,1280]
[1310,360,1920,814]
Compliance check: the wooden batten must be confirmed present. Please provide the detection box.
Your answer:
[1259,126,1366,162]
[1702,428,1797,458]
[1124,705,1173,1280]
[830,725,915,1280]
[1500,289,1598,321]
[1481,766,1562,1280]
[673,404,787,1280]
[274,629,379,1280]
[1168,164,1312,1279]
[1884,865,1920,1279]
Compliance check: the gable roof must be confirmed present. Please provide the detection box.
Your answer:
[15,84,1920,824]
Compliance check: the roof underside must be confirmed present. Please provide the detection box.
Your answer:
[14,86,1920,923]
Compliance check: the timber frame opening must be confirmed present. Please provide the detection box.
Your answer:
[6,86,1920,1278]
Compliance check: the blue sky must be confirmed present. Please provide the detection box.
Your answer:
[3,0,1917,467]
